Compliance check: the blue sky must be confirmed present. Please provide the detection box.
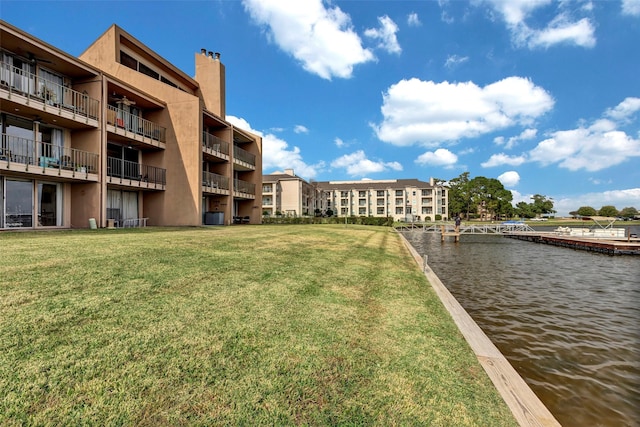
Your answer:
[2,0,639,216]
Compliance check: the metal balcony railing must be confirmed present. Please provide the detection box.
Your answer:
[202,132,230,156]
[107,105,166,143]
[233,145,256,167]
[234,178,255,195]
[202,171,229,190]
[1,134,99,173]
[0,61,100,120]
[107,157,166,185]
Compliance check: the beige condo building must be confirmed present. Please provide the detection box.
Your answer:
[1,20,262,229]
[261,169,448,222]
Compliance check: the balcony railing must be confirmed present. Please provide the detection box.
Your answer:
[234,178,255,195]
[1,134,98,173]
[0,61,100,120]
[107,157,166,185]
[233,145,256,167]
[107,105,166,143]
[202,171,229,190]
[202,132,230,156]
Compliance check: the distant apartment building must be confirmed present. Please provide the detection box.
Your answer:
[262,169,326,217]
[261,170,448,222]
[1,20,262,229]
[316,178,448,222]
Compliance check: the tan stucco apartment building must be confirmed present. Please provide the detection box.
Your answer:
[1,20,262,229]
[262,169,448,222]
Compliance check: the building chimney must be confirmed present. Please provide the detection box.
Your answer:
[195,48,226,118]
[284,169,295,176]
[200,48,206,55]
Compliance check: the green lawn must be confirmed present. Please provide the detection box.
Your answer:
[1,225,516,426]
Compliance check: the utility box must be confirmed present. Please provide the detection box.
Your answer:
[204,212,224,225]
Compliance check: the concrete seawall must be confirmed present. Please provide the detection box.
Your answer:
[396,231,561,427]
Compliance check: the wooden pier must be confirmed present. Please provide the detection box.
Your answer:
[505,232,640,255]
[396,222,640,255]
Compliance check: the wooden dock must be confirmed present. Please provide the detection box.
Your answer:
[505,232,640,255]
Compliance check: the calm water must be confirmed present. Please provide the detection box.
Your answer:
[403,228,640,427]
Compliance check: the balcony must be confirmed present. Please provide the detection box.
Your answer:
[1,134,98,180]
[106,106,166,148]
[202,171,229,193]
[202,132,230,160]
[234,178,255,198]
[107,157,166,190]
[0,61,100,123]
[233,145,256,170]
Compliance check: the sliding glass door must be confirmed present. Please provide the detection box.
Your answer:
[1,178,62,228]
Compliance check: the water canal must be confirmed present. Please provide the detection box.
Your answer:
[403,227,640,427]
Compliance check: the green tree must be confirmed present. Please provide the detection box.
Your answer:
[469,176,513,220]
[446,172,473,219]
[576,206,597,216]
[597,205,619,217]
[530,194,555,216]
[619,207,638,219]
[515,201,535,218]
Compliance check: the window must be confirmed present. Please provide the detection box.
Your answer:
[422,189,432,196]
[377,207,385,215]
[377,190,385,197]
[107,189,138,222]
[358,207,366,215]
[341,191,349,197]
[4,179,33,228]
[358,191,366,197]
[377,198,385,206]
[395,198,403,205]
[359,199,366,206]
[139,62,160,80]
[120,50,178,89]
[262,184,272,193]
[395,207,403,214]
[395,190,403,196]
[120,51,137,70]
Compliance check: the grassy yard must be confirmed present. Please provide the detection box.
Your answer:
[1,225,516,426]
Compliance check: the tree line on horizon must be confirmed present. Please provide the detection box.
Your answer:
[441,172,638,220]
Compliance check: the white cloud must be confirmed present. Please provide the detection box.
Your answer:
[407,12,422,27]
[444,54,469,69]
[605,97,640,122]
[364,15,402,54]
[334,137,345,147]
[415,148,458,167]
[294,125,309,134]
[227,115,323,179]
[373,76,553,146]
[528,124,640,172]
[622,0,640,16]
[497,170,520,187]
[480,0,596,49]
[481,153,527,167]
[494,128,537,149]
[242,0,375,80]
[331,150,402,176]
[528,16,595,49]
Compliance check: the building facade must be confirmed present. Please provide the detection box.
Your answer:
[316,178,448,222]
[0,21,262,229]
[262,169,323,217]
[261,170,448,222]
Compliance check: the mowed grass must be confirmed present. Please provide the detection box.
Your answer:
[0,225,517,426]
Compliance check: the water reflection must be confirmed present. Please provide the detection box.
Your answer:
[403,230,640,427]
